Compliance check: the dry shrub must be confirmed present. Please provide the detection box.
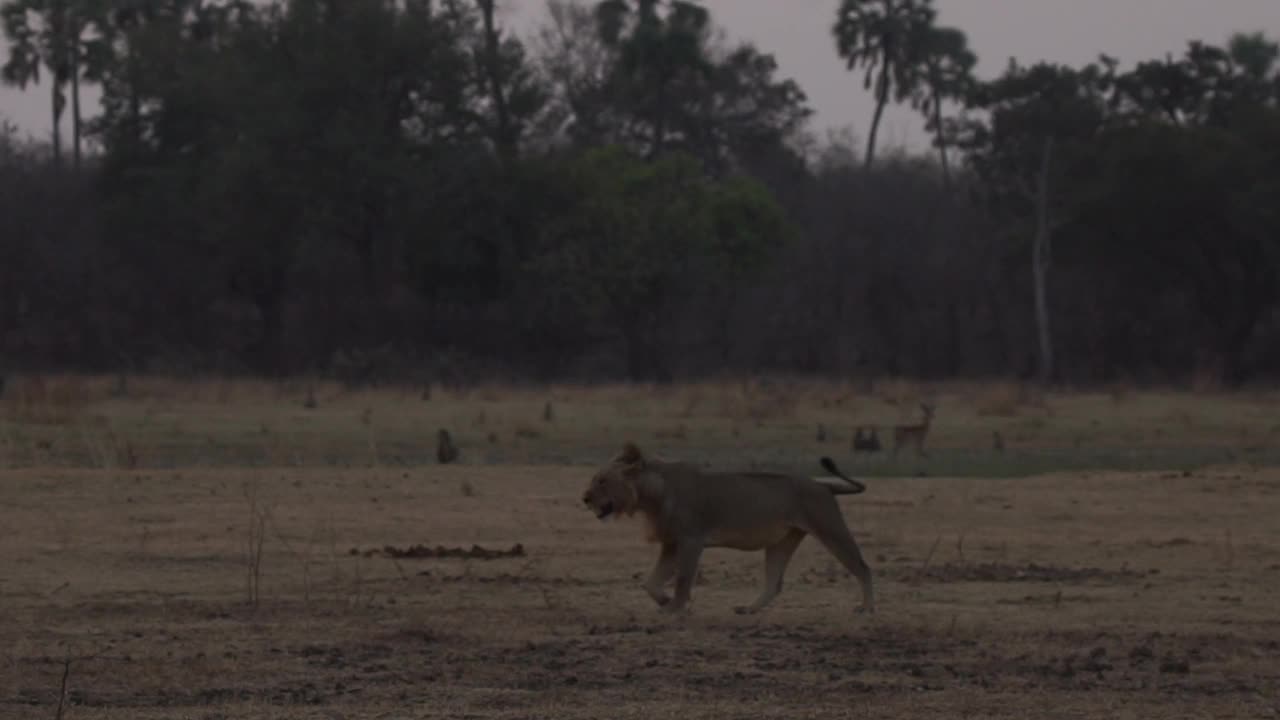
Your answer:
[1190,357,1225,394]
[716,377,800,421]
[974,381,1046,417]
[1162,408,1195,428]
[873,377,922,407]
[275,377,312,399]
[555,381,626,406]
[78,421,139,469]
[258,424,297,467]
[110,375,356,406]
[1107,380,1134,404]
[514,424,541,440]
[654,424,687,440]
[665,379,725,418]
[675,388,703,419]
[974,382,1021,417]
[745,397,797,422]
[241,480,271,609]
[123,375,197,402]
[216,379,238,403]
[1018,383,1047,409]
[2,374,92,424]
[822,381,861,409]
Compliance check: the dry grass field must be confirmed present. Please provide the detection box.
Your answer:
[2,375,1279,718]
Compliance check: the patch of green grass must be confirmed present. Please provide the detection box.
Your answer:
[1,374,1276,477]
[816,446,1262,479]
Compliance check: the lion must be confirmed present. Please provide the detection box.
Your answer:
[581,443,874,615]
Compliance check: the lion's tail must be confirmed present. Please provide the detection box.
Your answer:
[818,457,866,495]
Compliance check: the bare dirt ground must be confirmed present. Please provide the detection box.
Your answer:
[4,461,1280,719]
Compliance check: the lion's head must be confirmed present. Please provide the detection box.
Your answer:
[581,442,647,520]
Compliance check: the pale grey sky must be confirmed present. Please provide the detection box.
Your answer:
[1,0,1277,150]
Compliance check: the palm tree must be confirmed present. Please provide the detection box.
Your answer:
[910,25,975,186]
[832,0,936,168]
[1,0,98,168]
[2,0,60,163]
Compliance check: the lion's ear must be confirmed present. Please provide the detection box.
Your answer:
[616,442,645,467]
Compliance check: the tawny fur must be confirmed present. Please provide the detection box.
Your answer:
[581,443,874,615]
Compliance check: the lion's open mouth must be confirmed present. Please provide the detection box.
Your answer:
[595,502,614,520]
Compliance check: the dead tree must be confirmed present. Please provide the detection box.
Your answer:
[436,429,459,464]
[1032,136,1055,385]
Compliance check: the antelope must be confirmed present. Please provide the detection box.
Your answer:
[892,403,935,457]
[852,426,882,453]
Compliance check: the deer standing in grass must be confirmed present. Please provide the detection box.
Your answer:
[892,403,935,457]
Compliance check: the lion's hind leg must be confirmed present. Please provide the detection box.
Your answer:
[735,529,806,615]
[807,507,875,614]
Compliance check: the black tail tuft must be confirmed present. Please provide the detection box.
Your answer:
[820,456,867,494]
[820,456,841,477]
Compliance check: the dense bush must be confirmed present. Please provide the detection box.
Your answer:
[1,1,1277,385]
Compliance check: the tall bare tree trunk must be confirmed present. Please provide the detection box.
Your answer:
[50,80,64,166]
[71,43,81,171]
[128,51,142,144]
[864,57,891,168]
[1032,136,1055,385]
[932,91,950,188]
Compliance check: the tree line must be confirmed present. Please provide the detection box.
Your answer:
[2,0,1278,386]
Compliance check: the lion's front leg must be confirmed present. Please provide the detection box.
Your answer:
[662,538,705,613]
[643,543,678,607]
